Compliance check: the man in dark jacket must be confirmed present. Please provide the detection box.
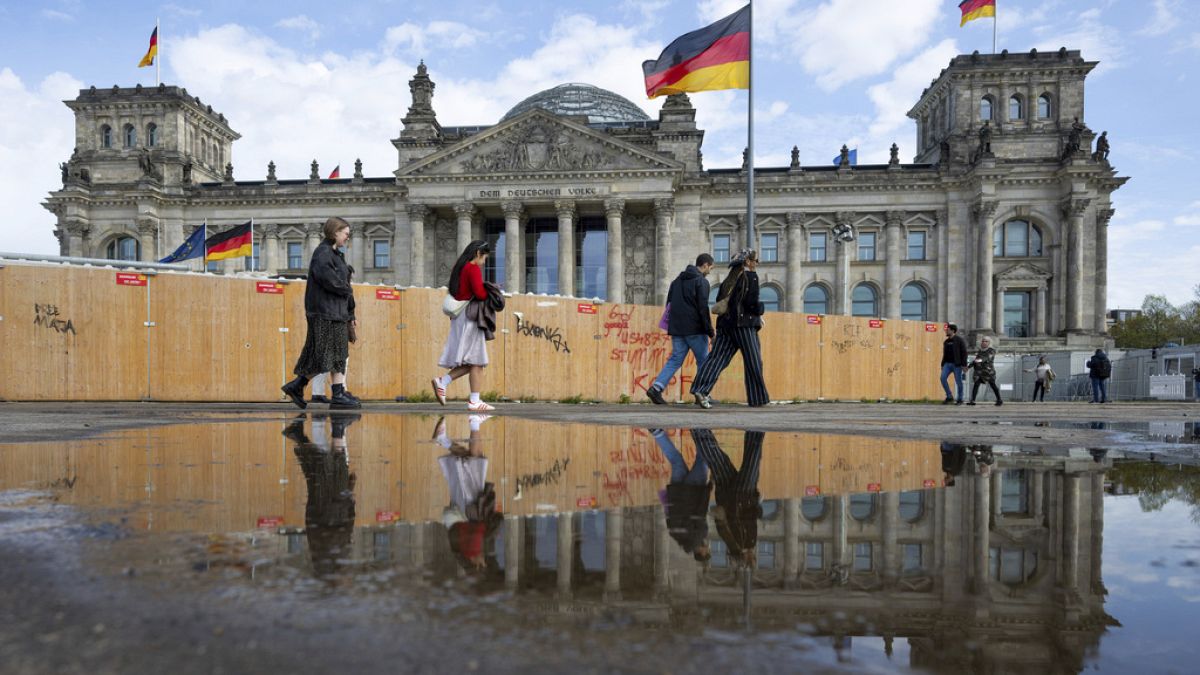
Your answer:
[647,254,715,404]
[1086,349,1112,403]
[650,428,711,562]
[940,323,969,405]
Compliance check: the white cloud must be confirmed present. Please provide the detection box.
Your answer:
[1137,0,1180,37]
[1033,8,1126,74]
[40,9,73,21]
[864,38,959,161]
[0,68,83,254]
[1173,201,1200,226]
[384,20,487,58]
[621,0,671,23]
[276,15,321,42]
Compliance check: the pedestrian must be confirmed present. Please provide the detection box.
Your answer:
[650,428,711,562]
[434,415,501,576]
[646,254,716,405]
[1086,348,1112,403]
[283,413,359,579]
[311,264,359,405]
[966,337,1002,406]
[691,428,763,570]
[432,240,499,412]
[1023,356,1054,402]
[1192,365,1200,401]
[940,323,969,405]
[690,249,769,408]
[281,217,361,409]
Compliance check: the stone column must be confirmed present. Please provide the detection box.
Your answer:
[884,211,904,319]
[1064,473,1081,592]
[408,204,428,287]
[501,200,524,294]
[454,202,475,257]
[304,222,322,260]
[834,212,855,315]
[137,218,159,262]
[881,491,900,587]
[1035,285,1048,337]
[783,498,801,587]
[262,224,280,273]
[1090,471,1104,594]
[350,226,366,274]
[604,508,622,600]
[994,285,1005,336]
[504,515,521,591]
[654,199,675,304]
[786,212,805,311]
[555,199,576,296]
[605,198,625,302]
[65,219,88,258]
[1095,208,1114,334]
[832,495,849,570]
[974,200,998,332]
[653,505,669,597]
[972,467,990,595]
[556,513,573,597]
[409,522,426,567]
[1063,198,1090,332]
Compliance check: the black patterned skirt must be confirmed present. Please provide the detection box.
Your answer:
[293,317,349,377]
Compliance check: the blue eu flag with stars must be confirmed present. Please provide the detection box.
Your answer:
[159,225,206,263]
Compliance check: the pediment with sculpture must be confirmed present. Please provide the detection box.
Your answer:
[995,261,1052,287]
[399,109,682,177]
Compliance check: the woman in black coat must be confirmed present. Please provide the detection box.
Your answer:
[281,217,360,409]
[689,249,769,408]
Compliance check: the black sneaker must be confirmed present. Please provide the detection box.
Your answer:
[646,386,666,405]
[329,391,362,409]
[281,378,308,409]
[310,394,329,404]
[955,400,964,406]
[942,398,954,405]
[966,401,975,406]
[995,400,1003,406]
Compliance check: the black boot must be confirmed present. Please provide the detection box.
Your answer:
[330,384,362,409]
[330,412,361,438]
[281,414,309,444]
[281,376,310,409]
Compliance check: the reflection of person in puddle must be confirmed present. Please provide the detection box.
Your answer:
[434,415,502,574]
[940,441,967,487]
[284,413,359,578]
[690,428,764,569]
[650,428,712,562]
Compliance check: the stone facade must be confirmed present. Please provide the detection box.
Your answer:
[44,50,1126,348]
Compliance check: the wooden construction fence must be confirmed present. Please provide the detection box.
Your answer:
[0,261,947,402]
[0,417,945,531]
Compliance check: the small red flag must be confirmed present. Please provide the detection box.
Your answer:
[328,165,340,179]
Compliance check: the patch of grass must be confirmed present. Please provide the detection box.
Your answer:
[516,394,538,403]
[617,393,632,405]
[481,390,502,402]
[406,391,436,403]
[558,394,585,404]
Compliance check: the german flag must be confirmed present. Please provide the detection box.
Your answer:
[959,0,996,26]
[205,221,252,261]
[642,4,749,99]
[138,27,158,68]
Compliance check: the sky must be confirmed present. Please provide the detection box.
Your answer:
[1,0,1197,307]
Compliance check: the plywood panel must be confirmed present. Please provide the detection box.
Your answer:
[820,315,885,401]
[149,275,285,401]
[503,295,597,401]
[594,302,674,402]
[0,264,147,400]
[398,287,456,400]
[343,285,405,400]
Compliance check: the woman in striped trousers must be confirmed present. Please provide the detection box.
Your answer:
[690,428,764,570]
[690,249,770,407]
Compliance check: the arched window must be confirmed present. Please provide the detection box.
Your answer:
[1009,95,1023,120]
[202,140,209,164]
[213,142,220,168]
[993,220,1043,257]
[980,96,993,121]
[851,284,878,317]
[901,283,928,321]
[803,284,829,315]
[106,236,140,261]
[898,491,925,522]
[849,493,877,521]
[801,496,828,521]
[123,124,136,148]
[1037,94,1052,119]
[760,285,781,312]
[100,125,112,149]
[146,123,157,147]
[217,144,224,170]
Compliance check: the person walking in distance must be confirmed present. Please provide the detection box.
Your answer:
[281,217,361,410]
[1086,348,1112,403]
[689,249,769,408]
[1023,356,1054,402]
[966,337,1002,406]
[646,254,716,404]
[432,240,496,412]
[940,323,969,405]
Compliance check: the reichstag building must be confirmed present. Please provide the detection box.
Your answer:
[45,49,1125,348]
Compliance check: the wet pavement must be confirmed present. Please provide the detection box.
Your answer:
[1,410,1199,673]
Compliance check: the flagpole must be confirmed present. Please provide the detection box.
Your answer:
[746,0,755,251]
[250,218,255,271]
[156,17,161,86]
[993,9,997,54]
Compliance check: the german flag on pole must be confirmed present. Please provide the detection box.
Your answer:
[138,26,158,67]
[642,4,750,99]
[959,0,996,26]
[205,222,252,261]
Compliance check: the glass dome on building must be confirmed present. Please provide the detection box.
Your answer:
[501,83,651,124]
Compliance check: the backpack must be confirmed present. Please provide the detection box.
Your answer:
[1091,356,1111,379]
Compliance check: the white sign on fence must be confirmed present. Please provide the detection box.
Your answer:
[1149,374,1188,400]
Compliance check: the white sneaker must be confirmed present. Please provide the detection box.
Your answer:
[467,400,495,411]
[431,378,447,406]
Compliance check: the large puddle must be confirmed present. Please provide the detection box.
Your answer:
[1,413,1198,673]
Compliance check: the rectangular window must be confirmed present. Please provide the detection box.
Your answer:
[1000,469,1029,514]
[710,539,729,569]
[576,217,608,300]
[372,239,391,269]
[757,541,776,569]
[484,220,505,289]
[525,218,559,295]
[713,234,730,263]
[206,260,220,274]
[760,233,778,262]
[805,542,824,570]
[287,242,303,269]
[907,231,926,260]
[809,232,827,262]
[853,542,873,571]
[247,242,260,271]
[1003,291,1031,338]
[857,232,876,261]
[903,543,924,574]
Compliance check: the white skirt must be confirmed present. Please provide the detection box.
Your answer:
[438,309,489,369]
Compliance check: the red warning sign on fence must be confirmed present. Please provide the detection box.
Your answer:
[922,479,937,488]
[806,315,822,325]
[576,496,597,508]
[376,510,401,523]
[577,303,597,314]
[925,323,940,332]
[869,319,884,328]
[376,288,401,301]
[256,516,284,528]
[115,272,147,286]
[256,281,284,294]
[867,482,882,492]
[804,485,821,496]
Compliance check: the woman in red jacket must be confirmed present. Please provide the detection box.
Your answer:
[433,240,494,411]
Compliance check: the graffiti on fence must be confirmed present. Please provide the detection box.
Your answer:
[33,303,77,335]
[515,457,571,492]
[514,314,570,354]
[602,304,674,392]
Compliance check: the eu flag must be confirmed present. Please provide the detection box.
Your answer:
[832,148,858,166]
[159,224,206,263]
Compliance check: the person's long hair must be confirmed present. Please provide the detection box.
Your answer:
[448,240,490,296]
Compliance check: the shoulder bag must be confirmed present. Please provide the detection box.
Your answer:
[442,294,469,318]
